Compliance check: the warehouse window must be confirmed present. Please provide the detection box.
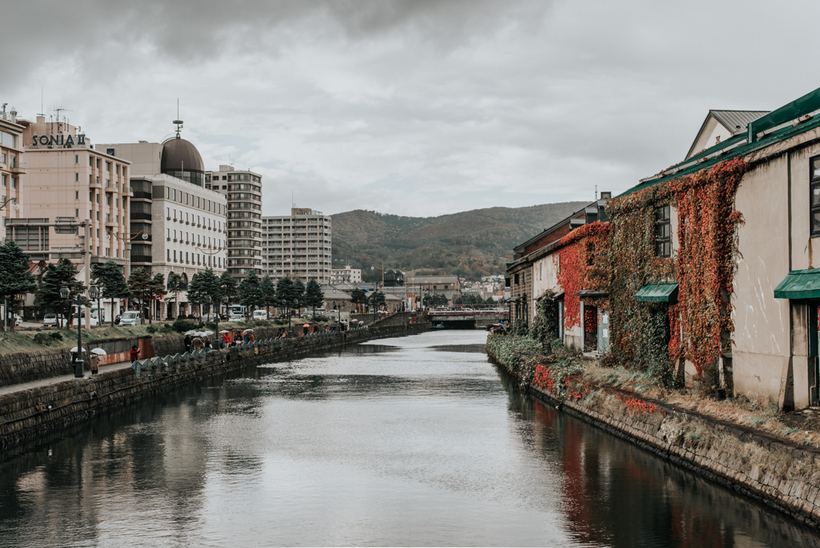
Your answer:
[811,156,820,237]
[655,205,671,257]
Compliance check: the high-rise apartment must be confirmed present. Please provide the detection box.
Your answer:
[262,208,332,284]
[205,165,263,281]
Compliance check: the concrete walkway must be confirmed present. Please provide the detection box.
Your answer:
[0,360,135,396]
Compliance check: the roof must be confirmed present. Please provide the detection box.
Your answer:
[685,110,770,160]
[621,86,820,199]
[161,136,204,174]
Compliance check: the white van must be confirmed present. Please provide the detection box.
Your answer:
[120,311,142,326]
[253,309,269,320]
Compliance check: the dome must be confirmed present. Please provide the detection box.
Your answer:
[161,136,204,174]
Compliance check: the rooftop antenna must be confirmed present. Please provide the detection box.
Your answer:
[173,98,183,139]
[595,185,598,200]
[39,86,44,117]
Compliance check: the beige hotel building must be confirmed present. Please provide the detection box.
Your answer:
[7,115,131,275]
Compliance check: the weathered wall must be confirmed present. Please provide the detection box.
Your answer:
[0,323,429,453]
[487,344,820,529]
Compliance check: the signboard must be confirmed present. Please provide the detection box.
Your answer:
[31,133,86,147]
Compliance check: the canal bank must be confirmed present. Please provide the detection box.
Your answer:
[0,323,429,454]
[486,335,820,530]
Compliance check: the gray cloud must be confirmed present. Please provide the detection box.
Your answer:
[2,1,819,217]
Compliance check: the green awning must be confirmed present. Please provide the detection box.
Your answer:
[774,269,820,299]
[635,282,678,303]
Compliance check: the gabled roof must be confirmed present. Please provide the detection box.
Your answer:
[685,110,769,160]
[623,86,820,198]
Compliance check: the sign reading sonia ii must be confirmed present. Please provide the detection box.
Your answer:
[31,134,86,147]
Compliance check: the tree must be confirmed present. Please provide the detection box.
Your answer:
[127,268,153,321]
[304,279,324,313]
[151,273,166,322]
[0,240,36,330]
[368,290,386,311]
[37,258,85,328]
[292,279,305,315]
[350,288,367,313]
[238,271,263,315]
[274,277,294,313]
[91,260,130,326]
[220,270,237,304]
[260,275,276,314]
[166,272,183,317]
[187,268,222,314]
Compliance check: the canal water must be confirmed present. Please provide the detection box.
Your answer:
[0,330,818,547]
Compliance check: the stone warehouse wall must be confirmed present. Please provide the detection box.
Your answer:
[0,323,428,453]
[486,345,820,529]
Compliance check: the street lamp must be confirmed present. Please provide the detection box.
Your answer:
[62,285,97,378]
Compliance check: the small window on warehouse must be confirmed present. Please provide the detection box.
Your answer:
[655,205,671,257]
[811,156,820,237]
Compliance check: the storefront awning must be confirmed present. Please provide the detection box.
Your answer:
[774,269,820,299]
[574,289,608,299]
[635,282,678,303]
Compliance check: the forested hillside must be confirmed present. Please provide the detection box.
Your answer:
[331,201,588,280]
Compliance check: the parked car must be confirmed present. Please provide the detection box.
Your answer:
[252,310,269,321]
[228,313,244,322]
[202,313,219,322]
[42,313,65,326]
[119,311,142,326]
[71,313,99,327]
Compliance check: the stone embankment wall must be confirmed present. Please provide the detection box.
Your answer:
[0,323,428,453]
[486,345,820,529]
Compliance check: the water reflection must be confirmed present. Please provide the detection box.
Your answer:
[0,331,817,547]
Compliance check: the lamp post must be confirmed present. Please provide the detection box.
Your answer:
[62,285,97,378]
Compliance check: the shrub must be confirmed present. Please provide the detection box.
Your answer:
[50,331,63,340]
[172,319,201,333]
[34,333,51,345]
[146,325,158,333]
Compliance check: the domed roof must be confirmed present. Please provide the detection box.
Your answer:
[161,136,204,174]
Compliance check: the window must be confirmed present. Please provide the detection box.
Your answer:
[75,154,79,164]
[811,156,820,236]
[655,205,671,257]
[75,173,79,182]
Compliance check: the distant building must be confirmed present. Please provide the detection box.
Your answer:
[262,208,332,283]
[329,265,362,284]
[205,165,263,281]
[409,275,461,303]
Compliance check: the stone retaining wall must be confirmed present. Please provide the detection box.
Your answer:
[0,323,428,453]
[486,346,820,529]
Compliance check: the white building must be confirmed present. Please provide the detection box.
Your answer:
[262,208,332,284]
[99,126,227,318]
[329,265,362,284]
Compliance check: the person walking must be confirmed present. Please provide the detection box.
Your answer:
[130,345,139,362]
[184,333,192,352]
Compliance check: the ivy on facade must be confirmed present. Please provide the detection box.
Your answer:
[555,221,610,329]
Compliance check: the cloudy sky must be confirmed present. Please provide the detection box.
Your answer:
[2,0,819,217]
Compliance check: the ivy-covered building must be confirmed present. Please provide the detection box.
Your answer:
[507,195,610,350]
[608,86,820,410]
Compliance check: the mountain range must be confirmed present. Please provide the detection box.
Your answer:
[330,201,588,281]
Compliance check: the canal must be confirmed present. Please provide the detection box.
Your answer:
[0,330,818,547]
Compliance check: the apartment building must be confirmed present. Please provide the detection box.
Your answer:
[7,115,131,274]
[262,208,332,284]
[0,105,24,232]
[205,165,263,281]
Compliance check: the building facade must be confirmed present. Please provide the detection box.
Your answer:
[205,165,263,281]
[261,208,332,284]
[0,106,24,233]
[8,115,131,278]
[329,265,362,284]
[99,131,227,318]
